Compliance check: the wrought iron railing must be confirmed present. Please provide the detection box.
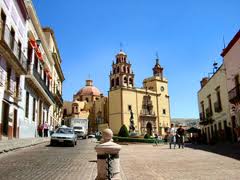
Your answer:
[0,23,27,72]
[54,89,63,104]
[32,67,55,103]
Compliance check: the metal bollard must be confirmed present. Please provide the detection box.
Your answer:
[95,129,121,180]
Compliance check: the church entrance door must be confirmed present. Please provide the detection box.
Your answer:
[146,122,152,135]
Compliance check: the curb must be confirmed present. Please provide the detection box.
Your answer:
[0,139,50,154]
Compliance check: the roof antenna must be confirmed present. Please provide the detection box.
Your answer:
[120,42,123,51]
[155,52,160,64]
[223,36,226,49]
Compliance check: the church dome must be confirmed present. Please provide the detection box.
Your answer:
[77,80,101,96]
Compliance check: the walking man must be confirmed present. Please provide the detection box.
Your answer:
[168,123,176,149]
[177,125,185,148]
[43,122,49,137]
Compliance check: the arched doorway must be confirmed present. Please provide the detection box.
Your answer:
[146,122,152,135]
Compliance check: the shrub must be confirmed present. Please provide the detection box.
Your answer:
[112,136,164,144]
[118,125,129,137]
[144,134,151,139]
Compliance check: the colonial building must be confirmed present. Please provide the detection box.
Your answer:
[42,27,64,127]
[109,50,171,135]
[63,80,108,133]
[0,0,64,140]
[221,30,240,142]
[0,0,28,140]
[198,65,232,143]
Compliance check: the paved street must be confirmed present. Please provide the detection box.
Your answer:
[0,140,240,180]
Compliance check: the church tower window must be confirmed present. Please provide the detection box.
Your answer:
[124,76,127,83]
[111,79,115,88]
[116,77,119,86]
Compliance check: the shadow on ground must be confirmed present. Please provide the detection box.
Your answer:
[186,143,240,161]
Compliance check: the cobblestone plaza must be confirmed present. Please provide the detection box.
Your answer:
[0,140,239,180]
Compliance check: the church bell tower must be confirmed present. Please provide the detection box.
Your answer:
[109,50,135,90]
[152,57,163,80]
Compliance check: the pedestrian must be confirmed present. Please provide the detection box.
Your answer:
[177,125,185,148]
[168,124,176,149]
[154,133,159,146]
[43,122,49,137]
[49,124,54,136]
[37,124,43,137]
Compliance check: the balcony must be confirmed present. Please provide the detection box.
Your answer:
[140,109,156,117]
[214,101,222,113]
[0,22,27,74]
[199,117,215,126]
[54,89,63,106]
[228,85,240,103]
[32,67,55,103]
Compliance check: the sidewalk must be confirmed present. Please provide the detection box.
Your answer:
[0,137,50,154]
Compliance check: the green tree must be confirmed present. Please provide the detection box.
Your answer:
[118,125,129,137]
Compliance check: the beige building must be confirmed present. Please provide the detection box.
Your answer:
[63,80,108,133]
[109,50,171,135]
[198,65,232,143]
[222,30,240,142]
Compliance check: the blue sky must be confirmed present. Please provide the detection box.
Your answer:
[33,0,239,118]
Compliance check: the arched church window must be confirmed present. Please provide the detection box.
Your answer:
[113,68,116,74]
[124,76,127,83]
[129,78,133,85]
[127,67,130,73]
[123,66,126,73]
[111,79,115,87]
[117,67,120,73]
[116,77,119,86]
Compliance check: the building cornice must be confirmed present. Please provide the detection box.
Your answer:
[25,1,54,69]
[221,30,240,57]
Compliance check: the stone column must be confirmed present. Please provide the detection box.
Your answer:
[95,128,121,180]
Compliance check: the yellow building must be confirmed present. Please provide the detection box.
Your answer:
[198,65,232,143]
[63,80,108,133]
[109,50,171,135]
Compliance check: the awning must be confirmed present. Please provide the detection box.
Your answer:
[29,39,37,49]
[36,48,43,62]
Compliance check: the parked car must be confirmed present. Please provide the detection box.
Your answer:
[50,126,77,147]
[73,126,87,139]
[88,134,96,138]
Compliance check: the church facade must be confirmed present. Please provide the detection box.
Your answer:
[63,50,171,136]
[108,50,171,135]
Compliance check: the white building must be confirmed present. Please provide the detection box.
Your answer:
[0,0,29,140]
[0,0,64,140]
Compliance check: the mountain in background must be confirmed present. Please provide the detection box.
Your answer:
[171,118,199,127]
